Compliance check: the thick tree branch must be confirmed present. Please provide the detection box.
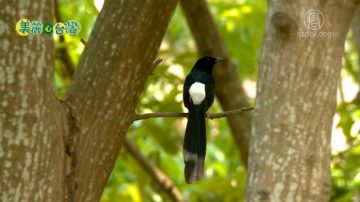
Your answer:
[64,1,178,201]
[180,0,252,166]
[133,106,254,121]
[123,138,185,202]
[80,39,162,69]
[80,37,183,200]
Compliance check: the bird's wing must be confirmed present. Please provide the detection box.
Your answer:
[183,74,196,108]
[204,78,215,111]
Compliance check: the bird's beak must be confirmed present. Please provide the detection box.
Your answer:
[215,58,224,63]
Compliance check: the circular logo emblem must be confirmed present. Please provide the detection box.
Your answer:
[15,18,31,36]
[54,22,66,36]
[304,9,325,30]
[65,20,81,36]
[31,21,43,35]
[43,24,53,35]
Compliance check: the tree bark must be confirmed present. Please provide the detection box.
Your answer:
[180,0,252,165]
[246,1,359,201]
[0,1,65,201]
[0,0,178,201]
[64,1,177,201]
[351,6,360,100]
[352,6,360,66]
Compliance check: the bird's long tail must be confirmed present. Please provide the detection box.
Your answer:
[183,104,206,184]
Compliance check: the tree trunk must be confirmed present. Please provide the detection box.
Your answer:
[0,1,65,201]
[246,0,359,201]
[0,0,178,201]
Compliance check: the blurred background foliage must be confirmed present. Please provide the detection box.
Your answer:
[54,0,360,201]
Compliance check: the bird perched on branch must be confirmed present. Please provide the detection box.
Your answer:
[183,56,222,184]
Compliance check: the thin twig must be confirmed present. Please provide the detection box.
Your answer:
[133,106,254,122]
[207,106,254,119]
[123,138,185,202]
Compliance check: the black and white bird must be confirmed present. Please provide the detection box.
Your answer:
[182,56,222,184]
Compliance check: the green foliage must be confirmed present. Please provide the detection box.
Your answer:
[331,34,360,202]
[214,0,266,78]
[54,0,359,201]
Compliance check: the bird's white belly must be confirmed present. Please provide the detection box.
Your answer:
[189,82,205,105]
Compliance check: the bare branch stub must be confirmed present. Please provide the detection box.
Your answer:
[153,58,163,66]
[80,38,88,46]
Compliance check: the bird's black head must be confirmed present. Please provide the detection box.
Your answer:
[192,56,222,73]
